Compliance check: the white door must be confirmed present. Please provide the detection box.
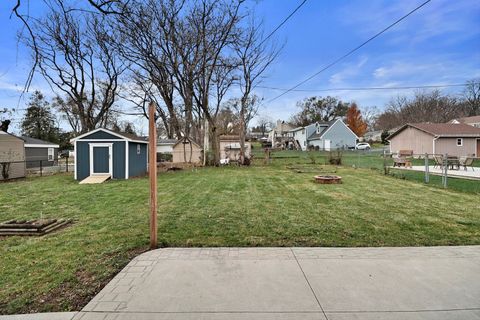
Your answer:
[89,143,113,176]
[324,140,331,151]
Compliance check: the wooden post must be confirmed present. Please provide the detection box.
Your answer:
[424,153,429,183]
[148,102,158,249]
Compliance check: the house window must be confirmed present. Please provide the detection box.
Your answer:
[137,144,141,155]
[48,148,54,161]
[456,138,463,146]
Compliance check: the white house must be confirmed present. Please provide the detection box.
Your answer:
[156,139,176,154]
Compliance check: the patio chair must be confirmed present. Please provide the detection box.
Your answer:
[433,155,444,169]
[459,156,475,171]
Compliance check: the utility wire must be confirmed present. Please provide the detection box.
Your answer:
[258,82,474,93]
[258,0,308,48]
[267,0,432,102]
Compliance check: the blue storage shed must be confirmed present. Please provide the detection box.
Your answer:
[71,128,148,181]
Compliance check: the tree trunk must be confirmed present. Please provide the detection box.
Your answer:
[239,98,246,165]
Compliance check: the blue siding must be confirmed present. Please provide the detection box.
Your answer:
[113,141,126,179]
[76,140,126,180]
[128,142,147,177]
[82,131,123,140]
[322,120,358,149]
[76,141,90,181]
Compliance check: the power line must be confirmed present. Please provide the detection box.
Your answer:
[267,0,432,102]
[258,0,308,48]
[258,83,473,93]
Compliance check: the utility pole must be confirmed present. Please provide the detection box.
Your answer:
[148,102,158,249]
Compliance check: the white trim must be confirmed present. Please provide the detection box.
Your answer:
[47,147,54,161]
[70,128,148,144]
[89,143,113,177]
[433,137,438,155]
[125,140,129,179]
[74,140,77,180]
[24,144,59,148]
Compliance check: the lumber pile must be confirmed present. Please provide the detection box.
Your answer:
[0,219,72,236]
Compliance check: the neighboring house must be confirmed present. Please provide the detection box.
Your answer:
[363,130,383,142]
[0,131,26,180]
[449,115,480,128]
[308,119,358,150]
[268,120,293,148]
[219,135,252,161]
[287,123,317,151]
[156,139,176,154]
[21,136,59,168]
[172,138,203,164]
[388,123,480,157]
[71,128,148,181]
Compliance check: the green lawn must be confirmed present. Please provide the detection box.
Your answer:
[1,163,480,314]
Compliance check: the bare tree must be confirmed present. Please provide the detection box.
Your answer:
[462,79,480,116]
[22,4,125,133]
[191,0,245,165]
[233,18,280,164]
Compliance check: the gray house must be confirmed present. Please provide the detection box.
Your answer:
[21,136,60,168]
[308,120,358,150]
[71,128,148,181]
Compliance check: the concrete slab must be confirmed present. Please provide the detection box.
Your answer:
[74,246,480,320]
[126,259,319,313]
[0,312,77,320]
[75,311,327,320]
[326,310,480,320]
[299,258,480,312]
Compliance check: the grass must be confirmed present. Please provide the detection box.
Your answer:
[1,161,479,314]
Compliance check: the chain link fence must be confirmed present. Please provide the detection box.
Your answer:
[0,158,74,181]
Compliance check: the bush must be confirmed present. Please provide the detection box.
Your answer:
[328,150,343,165]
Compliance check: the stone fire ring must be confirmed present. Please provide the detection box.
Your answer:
[314,175,342,184]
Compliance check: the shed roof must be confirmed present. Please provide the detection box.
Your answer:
[172,137,202,149]
[70,128,148,144]
[388,123,480,139]
[157,139,177,145]
[219,135,240,141]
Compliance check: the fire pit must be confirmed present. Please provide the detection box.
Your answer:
[314,175,342,184]
[0,219,72,236]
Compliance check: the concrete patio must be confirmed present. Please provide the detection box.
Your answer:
[67,246,480,320]
[393,165,479,180]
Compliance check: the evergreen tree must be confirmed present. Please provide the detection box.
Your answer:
[21,91,59,141]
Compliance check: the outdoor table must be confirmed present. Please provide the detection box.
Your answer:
[447,157,460,170]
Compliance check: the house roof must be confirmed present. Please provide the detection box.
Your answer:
[388,123,480,139]
[21,136,59,148]
[450,115,480,124]
[70,128,148,144]
[307,121,336,140]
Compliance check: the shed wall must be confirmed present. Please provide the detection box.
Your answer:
[389,127,434,155]
[172,142,202,164]
[128,142,148,177]
[435,137,477,157]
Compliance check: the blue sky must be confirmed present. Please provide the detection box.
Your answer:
[1,0,479,134]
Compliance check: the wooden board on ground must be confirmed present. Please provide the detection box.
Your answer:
[79,174,111,184]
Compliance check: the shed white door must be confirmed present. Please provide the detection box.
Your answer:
[89,143,113,176]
